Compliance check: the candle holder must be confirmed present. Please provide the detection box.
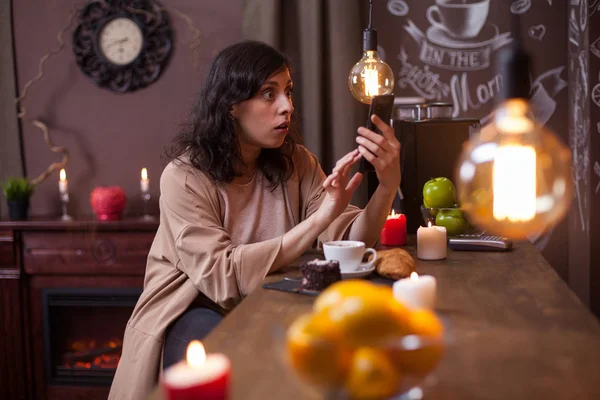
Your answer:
[59,192,73,221]
[140,189,156,221]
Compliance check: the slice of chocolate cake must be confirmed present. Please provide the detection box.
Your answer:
[300,259,341,291]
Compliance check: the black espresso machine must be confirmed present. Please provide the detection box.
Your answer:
[365,102,481,233]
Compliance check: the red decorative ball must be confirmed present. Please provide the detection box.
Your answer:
[90,186,127,220]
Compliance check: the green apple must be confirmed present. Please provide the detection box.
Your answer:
[423,177,456,208]
[435,208,468,236]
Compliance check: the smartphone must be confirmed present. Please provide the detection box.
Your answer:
[360,94,395,172]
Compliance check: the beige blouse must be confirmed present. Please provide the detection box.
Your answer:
[218,171,295,249]
[109,145,362,399]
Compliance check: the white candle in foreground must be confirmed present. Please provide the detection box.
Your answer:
[393,272,437,310]
[59,169,68,194]
[140,168,150,192]
[417,222,447,260]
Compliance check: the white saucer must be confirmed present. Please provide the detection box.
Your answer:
[341,266,376,279]
[426,23,500,49]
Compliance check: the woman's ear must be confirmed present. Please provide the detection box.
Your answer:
[230,105,238,120]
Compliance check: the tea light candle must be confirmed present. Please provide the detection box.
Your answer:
[163,341,230,400]
[380,210,407,246]
[59,169,68,194]
[417,222,447,260]
[393,272,437,310]
[140,168,150,192]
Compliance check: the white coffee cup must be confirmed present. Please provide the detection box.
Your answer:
[323,240,377,273]
[427,0,490,40]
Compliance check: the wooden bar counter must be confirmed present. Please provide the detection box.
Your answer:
[198,237,600,400]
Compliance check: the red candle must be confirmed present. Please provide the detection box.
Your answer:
[163,341,230,400]
[380,210,407,246]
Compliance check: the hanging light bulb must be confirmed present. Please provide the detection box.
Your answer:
[348,0,394,104]
[455,19,573,240]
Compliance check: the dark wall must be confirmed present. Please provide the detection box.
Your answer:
[589,0,600,315]
[12,0,244,217]
[567,0,600,314]
[0,0,22,219]
[373,0,570,278]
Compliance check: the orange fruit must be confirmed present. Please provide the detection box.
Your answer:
[323,285,412,347]
[313,280,387,313]
[388,309,445,376]
[345,347,402,400]
[286,313,352,388]
[409,309,444,337]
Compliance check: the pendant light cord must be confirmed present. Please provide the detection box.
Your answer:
[511,12,521,48]
[498,10,531,100]
[362,0,377,52]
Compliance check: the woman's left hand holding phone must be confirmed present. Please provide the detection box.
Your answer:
[356,114,401,191]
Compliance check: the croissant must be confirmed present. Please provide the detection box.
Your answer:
[373,248,416,280]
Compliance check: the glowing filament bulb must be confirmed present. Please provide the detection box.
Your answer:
[492,145,536,222]
[364,66,379,97]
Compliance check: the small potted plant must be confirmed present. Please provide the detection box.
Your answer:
[1,177,35,220]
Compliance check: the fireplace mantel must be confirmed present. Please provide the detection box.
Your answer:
[0,218,158,400]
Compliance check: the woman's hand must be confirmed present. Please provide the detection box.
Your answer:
[313,149,363,227]
[356,114,401,191]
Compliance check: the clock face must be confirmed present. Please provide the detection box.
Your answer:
[73,0,172,92]
[98,17,143,66]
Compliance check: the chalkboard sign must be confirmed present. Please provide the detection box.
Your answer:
[372,0,569,267]
[373,0,600,313]
[376,0,567,128]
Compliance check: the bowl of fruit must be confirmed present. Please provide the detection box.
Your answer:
[421,177,470,236]
[283,280,447,399]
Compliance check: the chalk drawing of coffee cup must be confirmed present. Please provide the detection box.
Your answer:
[427,0,490,40]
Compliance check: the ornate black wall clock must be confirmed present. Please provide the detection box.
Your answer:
[72,0,173,93]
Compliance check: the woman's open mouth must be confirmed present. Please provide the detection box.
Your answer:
[275,122,289,133]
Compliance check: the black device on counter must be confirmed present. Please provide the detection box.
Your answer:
[360,94,395,173]
[366,102,480,233]
[448,234,513,251]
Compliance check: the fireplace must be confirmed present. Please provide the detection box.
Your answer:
[0,220,156,400]
[41,288,141,387]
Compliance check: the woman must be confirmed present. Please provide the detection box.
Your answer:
[109,41,400,399]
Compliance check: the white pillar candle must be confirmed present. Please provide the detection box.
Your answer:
[393,272,437,310]
[417,222,447,260]
[140,168,150,192]
[59,168,68,194]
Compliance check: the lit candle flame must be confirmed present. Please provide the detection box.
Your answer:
[141,168,148,181]
[186,340,206,368]
[390,210,396,218]
[59,169,66,181]
[427,221,432,228]
[410,272,419,281]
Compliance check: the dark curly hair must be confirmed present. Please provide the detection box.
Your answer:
[167,41,300,188]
